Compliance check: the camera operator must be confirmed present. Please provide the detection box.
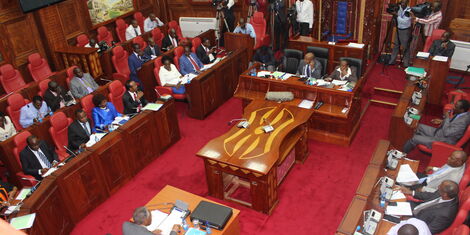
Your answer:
[270,0,288,51]
[414,1,442,37]
[388,0,412,67]
[295,0,314,36]
[216,0,235,45]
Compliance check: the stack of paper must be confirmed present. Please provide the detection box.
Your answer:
[10,213,36,230]
[257,71,272,77]
[298,100,314,109]
[146,210,169,231]
[385,202,412,216]
[142,103,163,111]
[396,164,419,185]
[416,51,430,58]
[15,188,32,200]
[157,209,186,235]
[390,191,406,200]
[432,55,448,62]
[42,167,58,177]
[85,133,107,147]
[332,80,348,86]
[182,74,197,84]
[405,67,426,77]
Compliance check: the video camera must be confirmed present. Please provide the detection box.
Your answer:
[386,3,399,15]
[411,2,432,18]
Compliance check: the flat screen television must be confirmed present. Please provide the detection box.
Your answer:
[19,0,66,13]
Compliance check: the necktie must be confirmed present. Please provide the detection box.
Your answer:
[79,78,94,93]
[188,55,200,71]
[38,151,52,168]
[82,122,90,136]
[171,37,177,47]
[413,198,441,215]
[134,27,139,36]
[306,65,311,77]
[133,93,142,112]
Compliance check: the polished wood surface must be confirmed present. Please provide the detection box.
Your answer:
[413,57,450,106]
[224,33,254,61]
[145,185,240,235]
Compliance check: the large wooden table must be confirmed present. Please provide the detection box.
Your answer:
[145,185,240,235]
[413,56,450,106]
[197,100,313,214]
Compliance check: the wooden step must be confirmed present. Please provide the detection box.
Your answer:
[373,87,403,94]
[370,99,398,106]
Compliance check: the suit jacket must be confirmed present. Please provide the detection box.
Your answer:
[296,59,322,79]
[423,164,465,192]
[70,73,99,99]
[328,66,358,82]
[43,87,67,112]
[253,49,275,66]
[67,120,94,151]
[122,222,177,235]
[196,45,216,64]
[412,191,458,234]
[128,53,147,88]
[429,39,456,58]
[179,53,204,75]
[20,140,58,179]
[144,44,161,58]
[122,91,148,115]
[162,35,178,51]
[434,112,470,145]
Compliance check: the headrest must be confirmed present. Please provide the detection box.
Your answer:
[252,12,264,24]
[98,27,108,35]
[109,80,124,94]
[116,19,127,28]
[0,64,16,79]
[67,66,77,78]
[38,79,50,92]
[174,46,184,58]
[8,93,26,109]
[51,112,68,129]
[112,46,126,58]
[134,12,143,19]
[13,131,31,148]
[28,53,43,67]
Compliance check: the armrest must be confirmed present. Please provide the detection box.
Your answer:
[429,142,462,167]
[155,86,173,97]
[16,172,37,187]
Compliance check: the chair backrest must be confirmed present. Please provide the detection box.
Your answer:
[115,18,128,42]
[76,34,89,47]
[7,94,29,130]
[168,20,183,39]
[284,49,303,61]
[453,224,469,235]
[0,64,26,93]
[27,53,53,82]
[456,125,470,147]
[152,28,164,47]
[251,12,266,48]
[153,57,163,86]
[80,94,94,119]
[112,46,130,76]
[107,80,125,113]
[66,66,78,89]
[132,36,147,50]
[439,187,470,235]
[97,26,114,46]
[283,49,302,73]
[424,29,446,52]
[38,79,51,97]
[447,91,467,105]
[13,130,32,167]
[191,37,201,53]
[316,58,328,76]
[49,112,72,155]
[306,46,329,60]
[340,57,362,78]
[133,12,145,32]
[173,46,184,69]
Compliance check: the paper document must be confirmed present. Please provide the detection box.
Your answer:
[42,167,58,178]
[298,100,314,109]
[146,210,169,231]
[257,71,271,77]
[142,103,163,111]
[10,213,36,230]
[157,209,186,235]
[347,43,365,48]
[332,80,348,86]
[396,164,419,184]
[390,191,406,200]
[385,202,413,216]
[112,116,129,126]
[86,133,107,147]
[4,205,20,215]
[416,52,430,58]
[432,55,448,62]
[316,79,330,86]
[185,228,207,235]
[15,188,31,200]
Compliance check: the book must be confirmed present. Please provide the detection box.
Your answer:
[405,67,426,77]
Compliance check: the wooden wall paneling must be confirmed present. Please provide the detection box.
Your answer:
[361,0,384,58]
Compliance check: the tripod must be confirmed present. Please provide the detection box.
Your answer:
[377,15,402,74]
[215,6,230,48]
[247,1,257,22]
[409,23,423,62]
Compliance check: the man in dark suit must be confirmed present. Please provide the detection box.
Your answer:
[429,31,456,58]
[144,38,161,58]
[123,80,148,115]
[20,135,58,180]
[296,52,322,79]
[128,43,150,90]
[179,46,204,75]
[196,38,216,64]
[123,207,180,235]
[162,28,179,52]
[400,180,459,234]
[326,59,358,82]
[68,109,95,152]
[43,81,72,112]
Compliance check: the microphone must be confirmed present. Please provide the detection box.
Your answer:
[21,177,41,182]
[100,78,113,82]
[227,118,250,128]
[227,118,247,126]
[63,146,78,163]
[262,118,274,133]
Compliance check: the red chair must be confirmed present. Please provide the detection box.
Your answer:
[49,112,72,160]
[0,64,27,93]
[66,66,78,89]
[76,34,89,47]
[133,11,145,32]
[444,91,469,116]
[37,79,51,97]
[97,26,114,46]
[173,46,184,70]
[27,53,55,82]
[115,18,128,42]
[251,11,270,49]
[80,94,94,120]
[132,36,147,50]
[459,166,470,197]
[437,187,470,235]
[452,224,469,235]
[6,93,29,130]
[153,58,185,100]
[111,46,130,84]
[168,20,183,39]
[424,29,446,52]
[12,131,37,187]
[107,80,125,113]
[191,37,201,53]
[152,28,164,47]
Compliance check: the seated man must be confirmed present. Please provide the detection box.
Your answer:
[296,52,322,79]
[67,109,95,152]
[85,38,99,48]
[325,59,357,82]
[20,135,58,180]
[70,67,99,99]
[128,43,150,90]
[123,207,180,235]
[196,38,217,64]
[233,18,256,41]
[429,31,455,58]
[159,56,185,94]
[162,28,179,52]
[43,81,73,112]
[252,46,275,72]
[144,38,161,58]
[387,219,431,235]
[92,94,122,131]
[123,80,148,115]
[179,45,204,75]
[125,19,142,41]
[403,99,470,153]
[399,180,459,234]
[19,96,51,128]
[143,13,164,32]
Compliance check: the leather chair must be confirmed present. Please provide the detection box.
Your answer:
[27,53,55,82]
[66,66,78,89]
[307,46,329,76]
[115,18,128,42]
[452,225,469,235]
[13,131,37,186]
[191,37,201,53]
[37,78,51,97]
[437,187,470,235]
[97,26,114,46]
[173,46,184,70]
[282,49,303,74]
[76,34,89,47]
[0,64,27,93]
[111,46,130,84]
[107,80,125,113]
[7,93,29,130]
[251,12,269,49]
[153,57,186,100]
[80,94,94,120]
[168,20,183,39]
[132,36,147,50]
[133,11,145,32]
[424,29,446,52]
[339,57,362,78]
[151,28,164,47]
[49,112,72,160]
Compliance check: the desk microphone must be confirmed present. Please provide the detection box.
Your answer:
[100,78,113,82]
[63,146,78,163]
[227,118,250,128]
[262,118,274,133]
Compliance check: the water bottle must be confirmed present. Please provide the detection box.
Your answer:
[250,68,257,77]
[182,220,189,231]
[379,193,386,207]
[193,219,200,229]
[205,222,212,234]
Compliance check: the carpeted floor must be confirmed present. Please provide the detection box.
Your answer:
[70,63,470,235]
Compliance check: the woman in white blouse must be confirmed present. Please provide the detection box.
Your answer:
[158,56,185,94]
[0,112,17,141]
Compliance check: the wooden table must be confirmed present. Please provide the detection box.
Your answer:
[413,56,450,106]
[145,185,240,235]
[197,100,313,214]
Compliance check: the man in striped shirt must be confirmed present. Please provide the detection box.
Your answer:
[415,1,442,37]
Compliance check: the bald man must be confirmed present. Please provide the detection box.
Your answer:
[297,52,322,79]
[20,136,58,179]
[429,31,455,58]
[387,218,431,235]
[123,207,180,235]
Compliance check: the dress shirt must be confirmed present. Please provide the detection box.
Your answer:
[0,116,17,141]
[19,101,51,128]
[387,218,432,235]
[81,121,91,136]
[125,25,142,40]
[226,0,234,9]
[396,6,412,29]
[28,147,51,175]
[159,64,182,86]
[416,11,442,37]
[143,17,164,32]
[233,24,256,40]
[304,64,317,77]
[202,45,215,61]
[338,67,352,81]
[295,0,314,28]
[84,43,99,48]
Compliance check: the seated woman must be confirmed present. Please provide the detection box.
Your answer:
[0,112,17,142]
[158,56,185,94]
[91,94,122,132]
[0,180,17,208]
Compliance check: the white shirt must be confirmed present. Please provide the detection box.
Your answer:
[202,45,215,61]
[80,121,91,135]
[144,17,164,32]
[387,218,432,235]
[0,116,17,141]
[296,0,314,28]
[416,11,442,37]
[159,64,182,86]
[28,147,50,175]
[227,0,234,9]
[84,43,99,48]
[125,25,142,40]
[169,36,178,48]
[337,67,352,80]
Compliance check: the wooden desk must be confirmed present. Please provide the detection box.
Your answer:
[413,57,450,105]
[197,100,312,214]
[145,185,240,235]
[224,32,254,60]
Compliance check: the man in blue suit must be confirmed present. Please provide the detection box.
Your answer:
[179,46,204,75]
[128,43,150,90]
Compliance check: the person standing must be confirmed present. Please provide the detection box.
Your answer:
[415,1,442,38]
[388,0,412,67]
[271,0,288,51]
[295,0,314,36]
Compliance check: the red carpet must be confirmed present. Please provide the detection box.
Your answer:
[70,63,467,235]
